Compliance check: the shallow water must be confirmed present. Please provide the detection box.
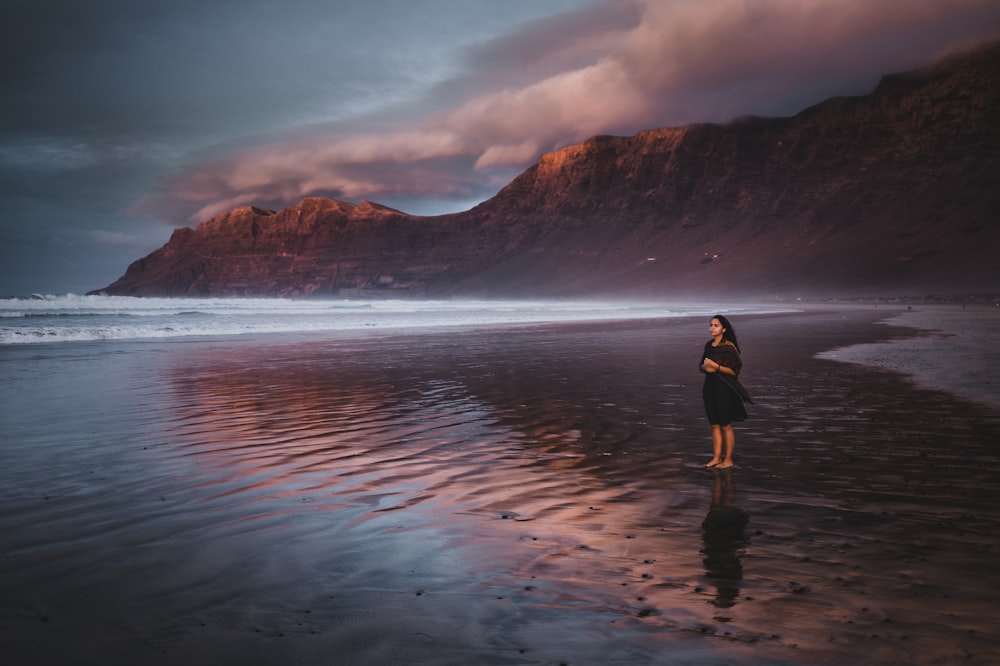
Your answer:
[2,312,998,665]
[817,305,1000,409]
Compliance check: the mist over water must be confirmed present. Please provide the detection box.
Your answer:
[0,295,781,345]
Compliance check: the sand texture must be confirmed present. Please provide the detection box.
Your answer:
[1,307,998,665]
[818,304,1000,409]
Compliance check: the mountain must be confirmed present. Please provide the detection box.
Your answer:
[93,41,1000,300]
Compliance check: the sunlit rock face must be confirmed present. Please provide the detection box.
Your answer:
[95,41,1000,299]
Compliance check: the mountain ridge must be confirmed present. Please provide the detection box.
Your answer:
[93,40,1000,299]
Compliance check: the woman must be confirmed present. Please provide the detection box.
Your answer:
[700,315,752,468]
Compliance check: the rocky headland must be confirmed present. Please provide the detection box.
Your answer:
[93,41,1000,300]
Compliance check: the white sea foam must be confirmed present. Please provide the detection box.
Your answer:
[0,294,786,345]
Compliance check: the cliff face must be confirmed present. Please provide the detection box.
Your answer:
[115,198,474,297]
[96,41,1000,299]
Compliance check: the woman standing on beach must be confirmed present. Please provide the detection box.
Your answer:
[700,315,752,468]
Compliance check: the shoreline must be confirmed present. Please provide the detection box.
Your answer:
[815,303,1000,409]
[2,306,998,665]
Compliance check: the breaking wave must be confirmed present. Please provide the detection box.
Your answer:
[0,294,782,345]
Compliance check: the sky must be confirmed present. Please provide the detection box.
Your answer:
[2,0,999,296]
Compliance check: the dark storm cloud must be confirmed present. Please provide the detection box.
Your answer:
[155,0,1000,224]
[1,0,999,295]
[0,0,595,293]
[3,0,452,143]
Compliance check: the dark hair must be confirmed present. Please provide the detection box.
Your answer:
[712,314,741,351]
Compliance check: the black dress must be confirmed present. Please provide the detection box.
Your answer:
[700,340,751,426]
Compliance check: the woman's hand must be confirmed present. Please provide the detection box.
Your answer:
[702,359,720,373]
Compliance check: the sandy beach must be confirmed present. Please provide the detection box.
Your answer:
[817,304,1000,409]
[1,305,998,665]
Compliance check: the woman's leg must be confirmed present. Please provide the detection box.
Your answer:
[705,425,723,467]
[717,425,735,467]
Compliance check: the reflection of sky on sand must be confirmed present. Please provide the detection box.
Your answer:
[5,311,998,664]
[159,331,767,657]
[152,319,1000,663]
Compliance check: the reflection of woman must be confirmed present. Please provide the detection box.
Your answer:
[701,467,749,609]
[700,315,751,468]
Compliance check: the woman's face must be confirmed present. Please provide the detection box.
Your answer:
[709,318,726,338]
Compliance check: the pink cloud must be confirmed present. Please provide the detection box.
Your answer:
[154,0,1000,224]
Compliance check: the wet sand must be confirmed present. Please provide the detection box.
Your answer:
[1,306,998,665]
[817,304,1000,409]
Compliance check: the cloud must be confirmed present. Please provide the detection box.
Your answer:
[90,230,153,250]
[153,0,1000,224]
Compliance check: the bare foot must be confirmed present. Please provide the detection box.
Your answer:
[716,461,733,469]
[704,460,721,468]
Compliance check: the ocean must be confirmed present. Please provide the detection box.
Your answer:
[0,294,766,345]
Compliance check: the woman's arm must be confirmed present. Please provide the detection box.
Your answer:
[704,358,730,375]
[706,347,741,376]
